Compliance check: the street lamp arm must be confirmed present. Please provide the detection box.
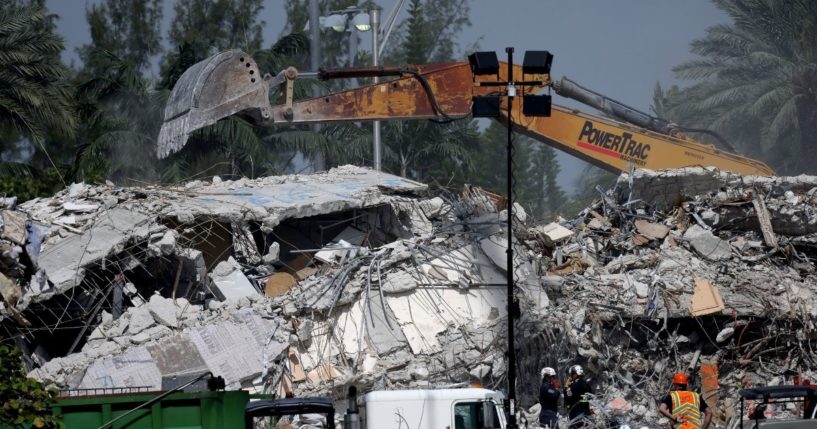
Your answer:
[378,0,405,57]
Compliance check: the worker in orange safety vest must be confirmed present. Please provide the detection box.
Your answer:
[658,372,713,429]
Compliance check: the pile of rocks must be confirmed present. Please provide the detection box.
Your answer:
[3,166,817,429]
[515,167,817,428]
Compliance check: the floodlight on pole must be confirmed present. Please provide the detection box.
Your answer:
[324,14,348,32]
[352,12,371,31]
[467,48,554,429]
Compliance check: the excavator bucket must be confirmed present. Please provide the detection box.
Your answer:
[157,50,272,159]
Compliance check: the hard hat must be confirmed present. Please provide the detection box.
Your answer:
[673,372,688,385]
[569,365,584,376]
[541,367,556,377]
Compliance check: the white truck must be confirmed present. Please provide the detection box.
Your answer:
[358,388,506,429]
[246,387,507,429]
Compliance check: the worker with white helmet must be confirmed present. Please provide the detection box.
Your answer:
[539,366,561,429]
[564,364,593,429]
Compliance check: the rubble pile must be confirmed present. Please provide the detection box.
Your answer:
[3,166,541,398]
[0,166,815,429]
[516,167,817,428]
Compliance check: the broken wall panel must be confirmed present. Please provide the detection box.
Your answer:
[386,288,506,355]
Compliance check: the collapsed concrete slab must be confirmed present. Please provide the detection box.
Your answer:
[9,166,817,429]
[36,208,157,301]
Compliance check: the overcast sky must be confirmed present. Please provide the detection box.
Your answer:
[45,0,727,192]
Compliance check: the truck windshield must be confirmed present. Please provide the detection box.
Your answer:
[454,401,502,429]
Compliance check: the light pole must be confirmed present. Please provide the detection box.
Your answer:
[321,7,372,68]
[371,8,382,171]
[319,6,387,171]
[468,48,553,429]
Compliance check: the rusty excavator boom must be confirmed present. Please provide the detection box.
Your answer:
[157,49,774,176]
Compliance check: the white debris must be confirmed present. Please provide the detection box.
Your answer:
[147,294,178,328]
[209,257,258,302]
[126,306,155,335]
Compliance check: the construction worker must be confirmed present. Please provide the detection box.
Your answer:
[539,367,561,429]
[658,372,713,429]
[564,365,592,429]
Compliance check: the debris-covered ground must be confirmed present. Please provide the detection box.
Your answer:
[1,166,816,429]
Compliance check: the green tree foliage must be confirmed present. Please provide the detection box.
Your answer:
[0,2,75,200]
[168,0,265,59]
[384,0,471,65]
[558,165,617,217]
[533,142,567,219]
[77,0,163,77]
[383,116,478,182]
[0,345,61,428]
[0,2,74,147]
[71,52,164,184]
[661,0,817,174]
[282,0,377,71]
[471,122,568,221]
[377,0,478,183]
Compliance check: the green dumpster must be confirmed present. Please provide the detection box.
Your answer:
[53,389,250,429]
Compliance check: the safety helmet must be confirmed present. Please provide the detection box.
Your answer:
[672,372,688,385]
[541,367,556,377]
[569,365,584,376]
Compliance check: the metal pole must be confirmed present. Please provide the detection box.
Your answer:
[348,25,358,86]
[378,0,405,58]
[348,26,358,67]
[308,0,320,73]
[371,8,382,171]
[505,46,518,429]
[308,0,324,171]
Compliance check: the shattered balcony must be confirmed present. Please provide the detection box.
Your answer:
[1,165,817,429]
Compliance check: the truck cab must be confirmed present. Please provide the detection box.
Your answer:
[361,388,506,429]
[740,385,817,429]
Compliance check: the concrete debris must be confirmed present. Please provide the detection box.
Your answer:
[262,242,280,264]
[716,327,734,343]
[147,294,179,328]
[126,305,155,335]
[3,166,817,429]
[684,225,732,261]
[2,210,28,245]
[538,222,574,242]
[209,257,257,302]
[634,219,669,240]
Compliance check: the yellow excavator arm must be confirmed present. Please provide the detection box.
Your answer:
[157,50,774,176]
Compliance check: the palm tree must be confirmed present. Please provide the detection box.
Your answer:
[0,2,76,199]
[383,119,477,181]
[0,3,75,143]
[665,0,817,174]
[71,50,164,184]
